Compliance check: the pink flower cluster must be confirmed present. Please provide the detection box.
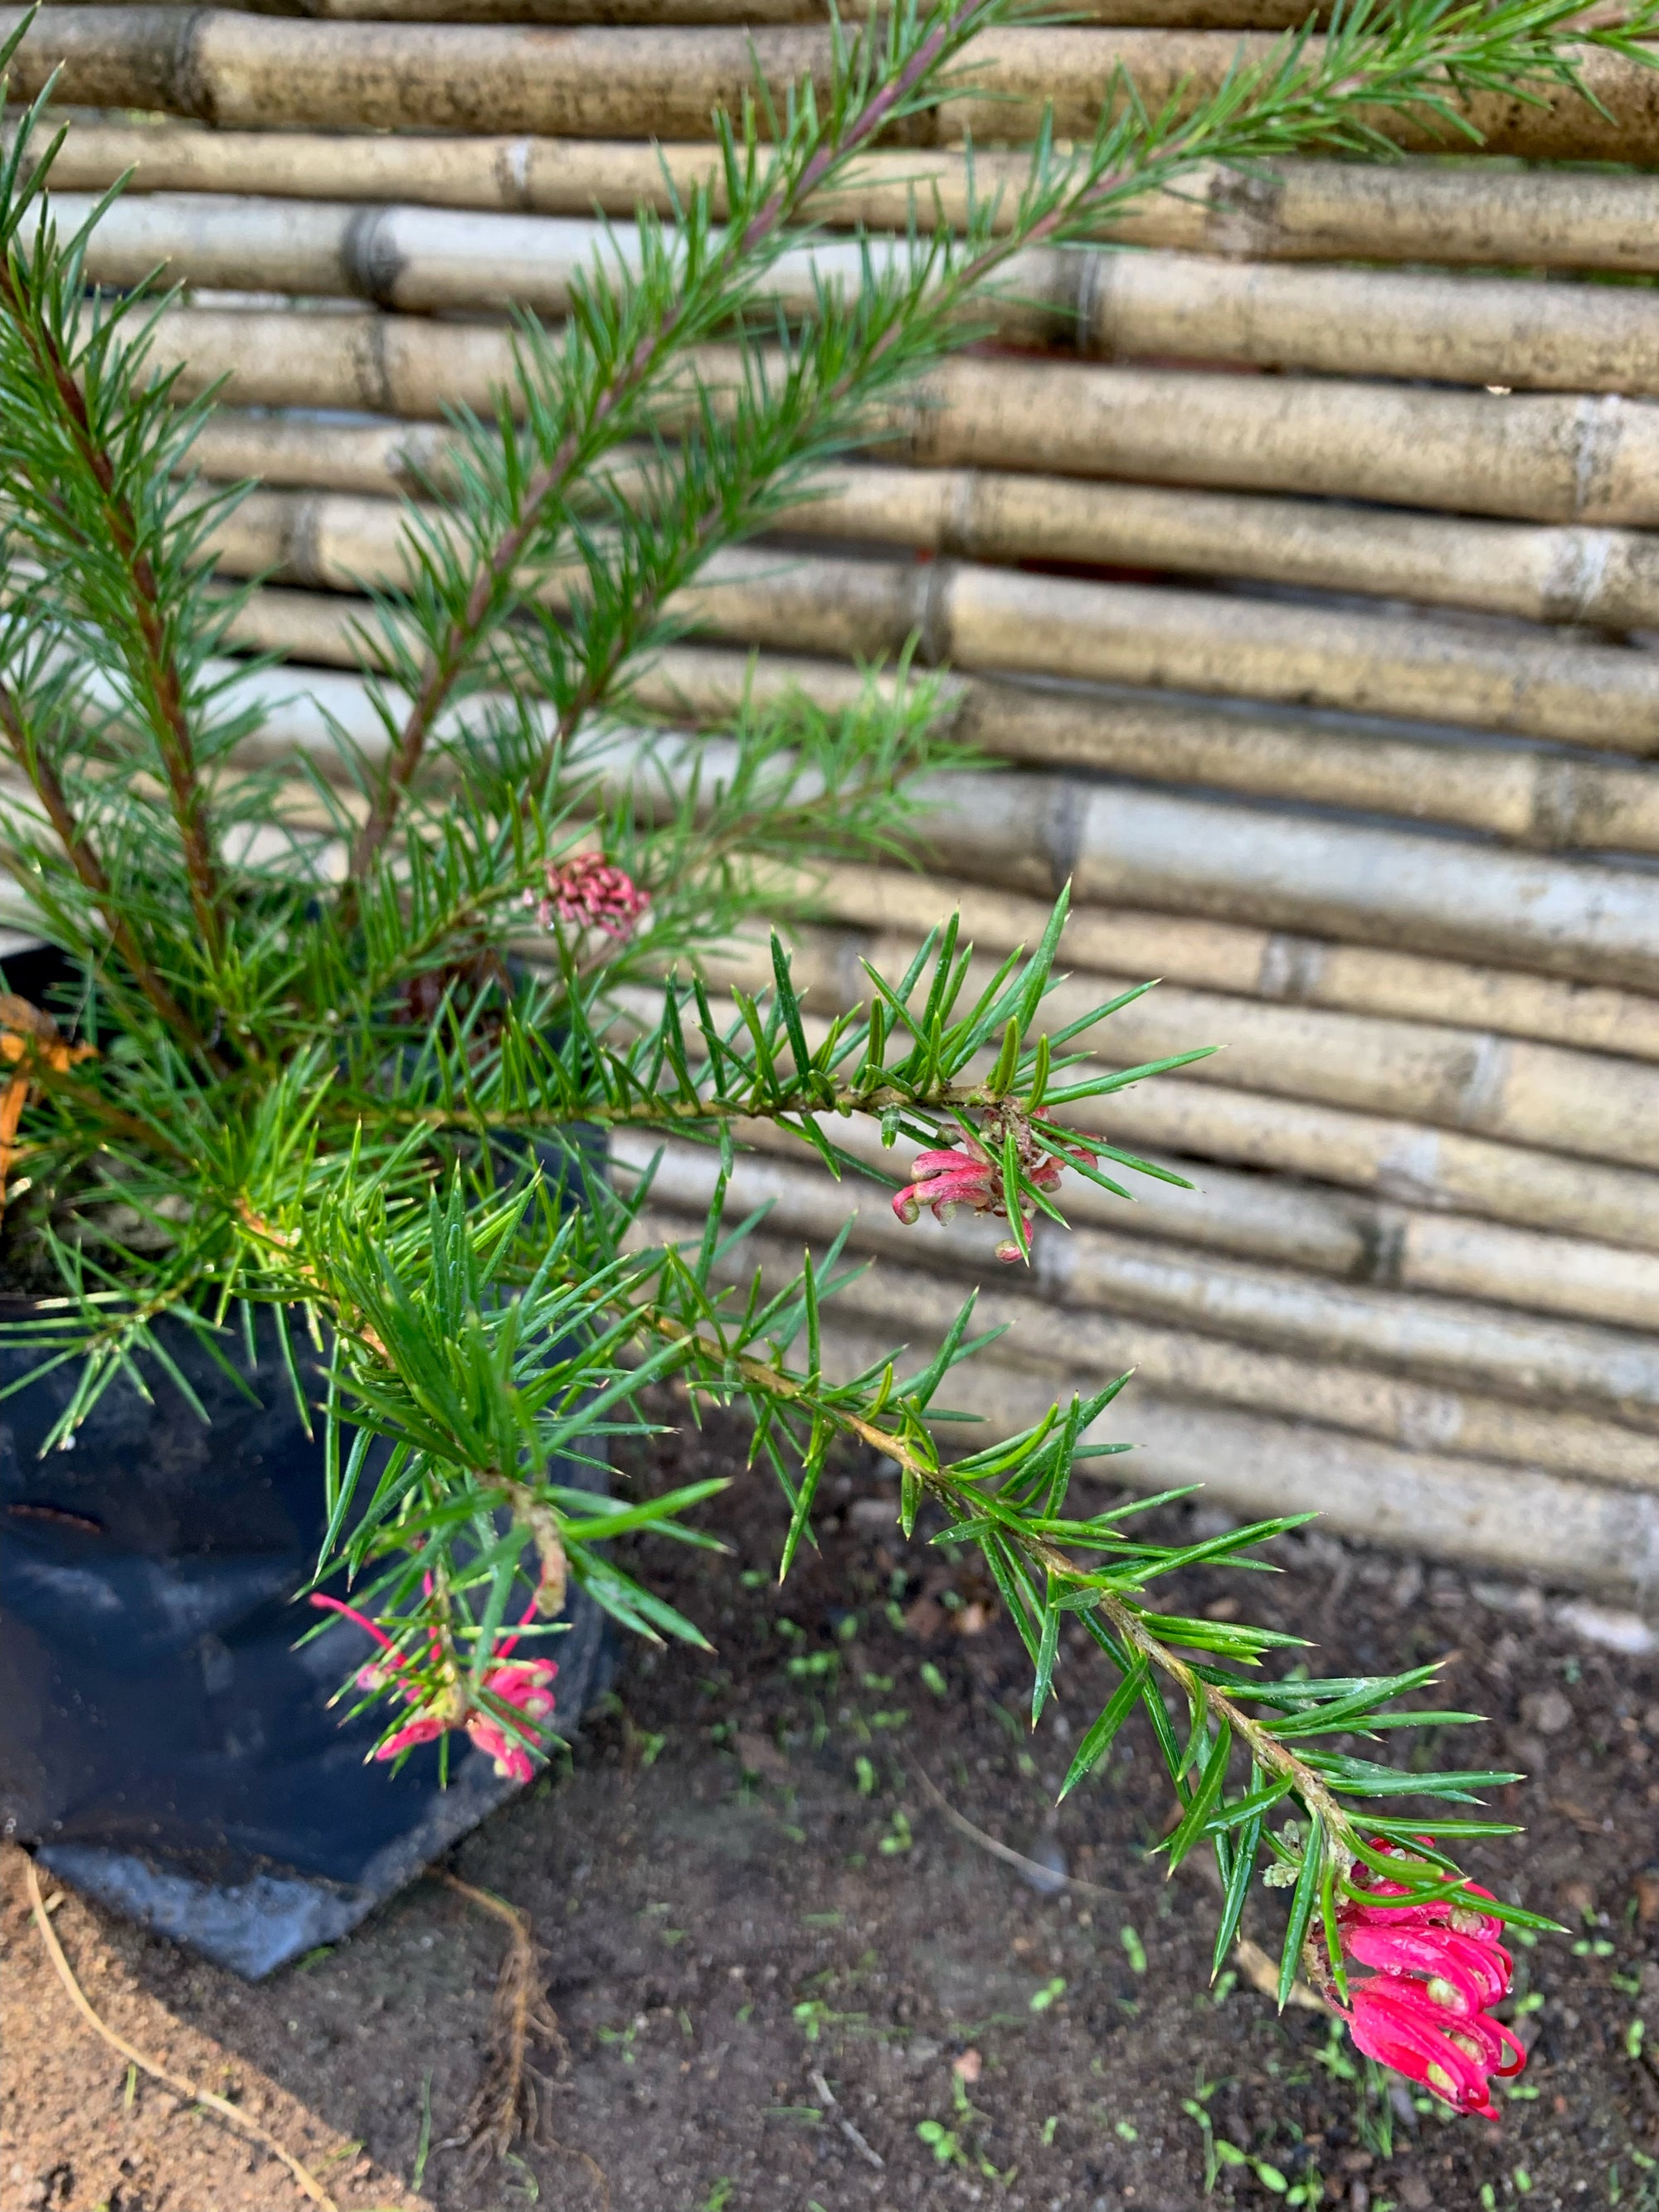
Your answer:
[1335,1843,1526,2119]
[311,1592,557,1787]
[523,853,649,939]
[891,1124,1098,1264]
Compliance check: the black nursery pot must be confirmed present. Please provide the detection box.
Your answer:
[0,946,608,1978]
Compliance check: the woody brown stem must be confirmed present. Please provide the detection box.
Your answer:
[0,683,221,1062]
[0,263,227,967]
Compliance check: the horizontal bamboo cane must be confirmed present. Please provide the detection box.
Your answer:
[661,554,1659,760]
[192,644,1659,1256]
[703,921,1659,1174]
[724,1106,1659,1336]
[27,124,1659,276]
[795,1313,1659,1596]
[27,0,1367,24]
[620,1138,1659,1427]
[217,532,1659,869]
[137,306,1659,527]
[188,411,1659,634]
[607,967,1659,1254]
[624,1178,1659,1478]
[205,497,1659,761]
[41,189,1659,394]
[214,609,1659,996]
[6,14,1659,160]
[804,861,1659,1074]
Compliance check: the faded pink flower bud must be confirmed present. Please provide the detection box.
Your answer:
[889,1122,1099,1263]
[523,852,649,939]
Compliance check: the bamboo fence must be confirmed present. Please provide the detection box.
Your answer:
[9,2,1659,1588]
[192,416,1659,630]
[803,863,1659,1067]
[213,618,1659,996]
[15,0,1384,24]
[698,926,1659,1173]
[22,124,1659,275]
[598,970,1659,1257]
[615,1149,1659,1459]
[135,307,1659,527]
[6,15,1659,158]
[720,1109,1659,1335]
[795,1314,1659,1597]
[209,493,1659,759]
[41,189,1659,391]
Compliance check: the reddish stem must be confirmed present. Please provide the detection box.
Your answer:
[309,1591,398,1653]
[494,1588,544,1665]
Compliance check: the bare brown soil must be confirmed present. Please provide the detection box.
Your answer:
[4,1404,1657,2212]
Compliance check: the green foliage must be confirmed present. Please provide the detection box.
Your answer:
[0,0,1605,2014]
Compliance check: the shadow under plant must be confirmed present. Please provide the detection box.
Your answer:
[6,1403,1658,2212]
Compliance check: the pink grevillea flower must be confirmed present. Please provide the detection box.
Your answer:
[1332,1843,1525,2120]
[310,1592,557,1785]
[523,852,649,938]
[891,1125,1099,1264]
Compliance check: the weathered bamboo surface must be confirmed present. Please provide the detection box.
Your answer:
[722,1109,1659,1334]
[187,412,1659,631]
[27,123,1659,275]
[26,0,1365,23]
[619,1149,1659,1460]
[700,924,1659,1174]
[215,614,1659,998]
[136,308,1659,527]
[604,967,1659,1257]
[7,15,1659,158]
[787,1312,1659,1596]
[41,189,1659,392]
[207,497,1659,760]
[805,863,1659,1069]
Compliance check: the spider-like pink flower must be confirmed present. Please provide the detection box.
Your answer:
[891,1126,1098,1264]
[310,1592,557,1784]
[1332,1843,1526,2120]
[523,852,649,938]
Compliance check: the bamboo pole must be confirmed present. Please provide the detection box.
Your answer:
[803,861,1659,1070]
[195,414,1659,650]
[635,557,1659,760]
[611,973,1659,1252]
[27,0,1364,25]
[724,1108,1659,1336]
[213,610,1659,997]
[703,923,1659,1174]
[1094,1065,1659,1257]
[207,535,1659,863]
[136,307,1659,527]
[796,1313,1659,1597]
[25,124,1659,277]
[623,1169,1659,1472]
[5,15,1659,160]
[71,620,1659,1256]
[188,411,1659,633]
[41,188,1659,394]
[205,498,1659,760]
[619,1140,1659,1427]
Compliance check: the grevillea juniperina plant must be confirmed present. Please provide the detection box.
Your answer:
[7,0,1643,2116]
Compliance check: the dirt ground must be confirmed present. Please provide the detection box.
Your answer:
[4,1400,1658,2212]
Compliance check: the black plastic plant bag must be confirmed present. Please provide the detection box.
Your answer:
[0,946,609,1977]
